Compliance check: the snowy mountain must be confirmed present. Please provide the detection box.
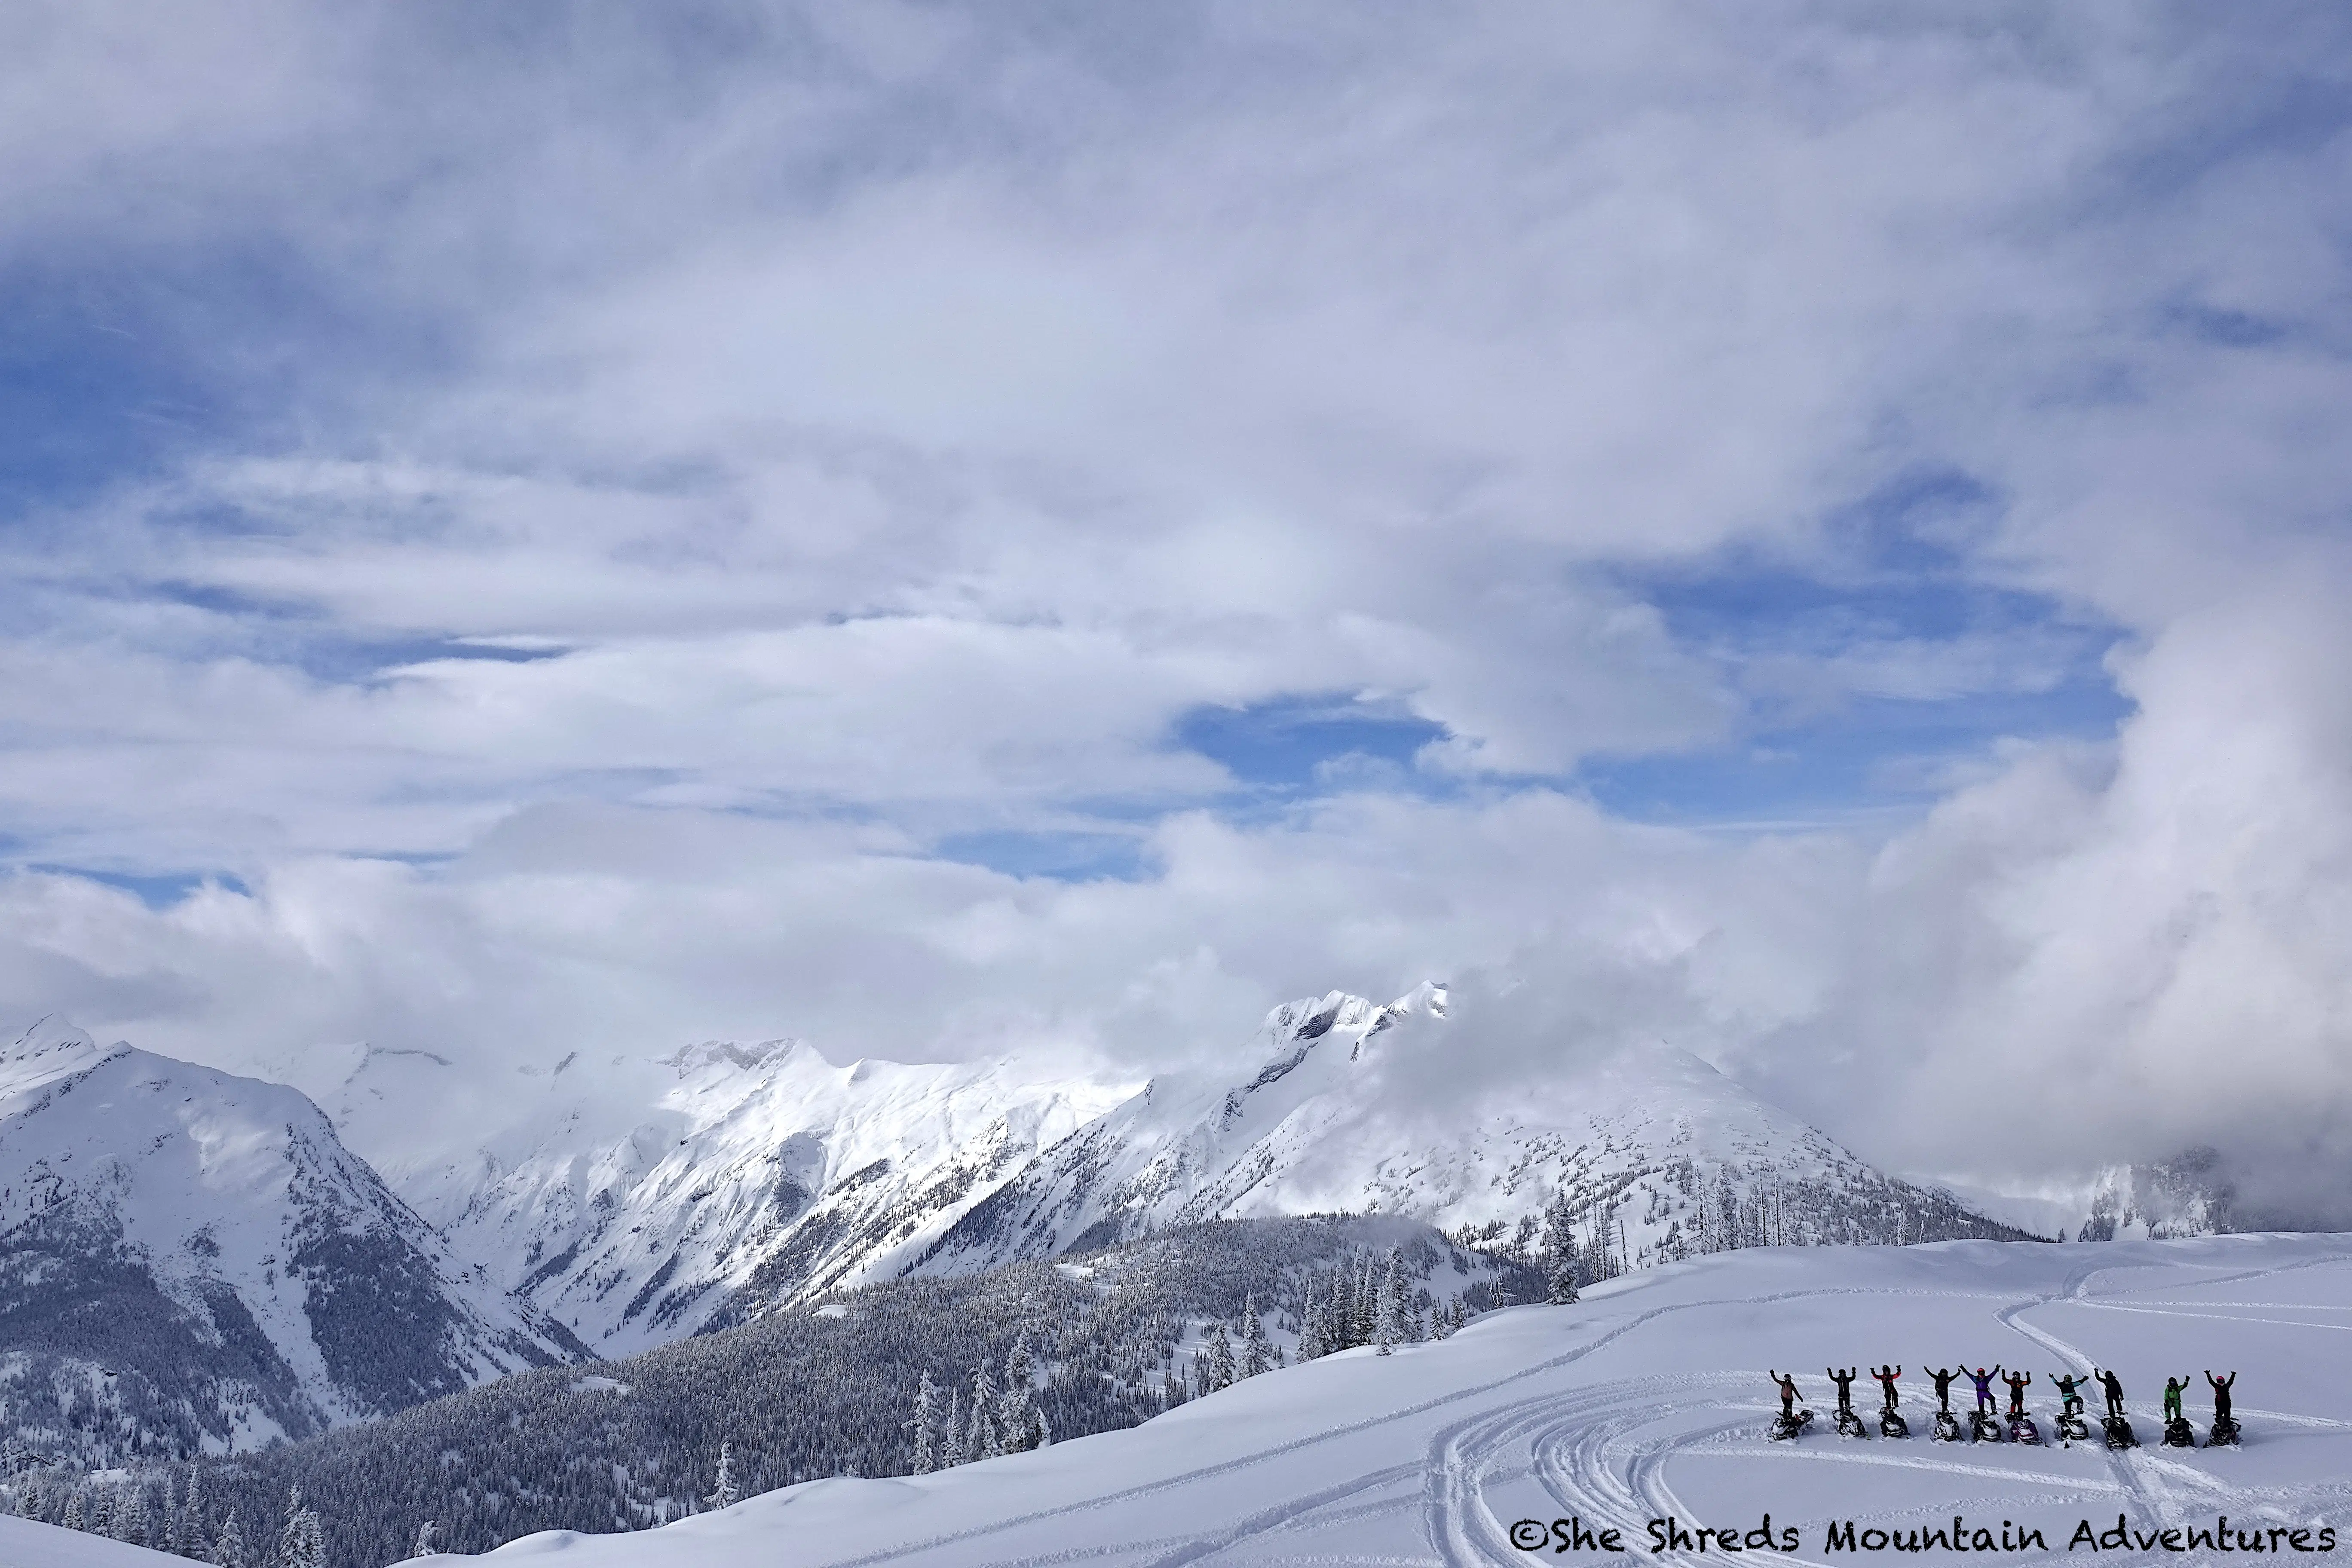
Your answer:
[402,1232,2352,1568]
[420,1039,1135,1355]
[293,984,2021,1356]
[916,985,2025,1278]
[0,1020,585,1466]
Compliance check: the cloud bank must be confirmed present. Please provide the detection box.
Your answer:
[2,2,2349,1210]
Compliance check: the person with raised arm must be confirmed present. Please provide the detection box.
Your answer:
[1925,1366,1960,1413]
[1827,1366,1859,1416]
[1871,1365,1902,1412]
[1965,1364,2001,1413]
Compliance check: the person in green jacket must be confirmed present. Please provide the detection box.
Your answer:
[2163,1375,2190,1422]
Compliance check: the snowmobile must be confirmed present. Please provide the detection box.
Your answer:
[1834,1407,1870,1439]
[2055,1411,2091,1444]
[2101,1415,2140,1450]
[1969,1408,2004,1443]
[2008,1412,2043,1445]
[1931,1410,1963,1442]
[2206,1414,2241,1448]
[1770,1409,1814,1441]
[2162,1417,2196,1448]
[1879,1409,1910,1439]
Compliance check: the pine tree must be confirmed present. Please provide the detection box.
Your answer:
[968,1363,999,1460]
[1239,1295,1270,1377]
[60,1488,85,1533]
[940,1388,965,1467]
[910,1371,939,1475]
[119,1483,148,1547]
[706,1441,739,1510]
[997,1338,1039,1454]
[1543,1184,1584,1300]
[275,1487,325,1568]
[158,1474,179,1555]
[1202,1322,1236,1391]
[1376,1248,1406,1354]
[181,1466,211,1561]
[408,1521,438,1559]
[210,1511,246,1568]
[1298,1283,1323,1360]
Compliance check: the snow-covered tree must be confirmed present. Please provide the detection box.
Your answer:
[1239,1295,1270,1378]
[968,1363,999,1460]
[181,1465,211,1560]
[706,1441,739,1510]
[910,1370,939,1474]
[1298,1283,1323,1360]
[59,1487,85,1533]
[1375,1248,1407,1354]
[1201,1322,1236,1390]
[998,1338,1041,1454]
[275,1487,325,1568]
[940,1387,965,1467]
[408,1521,438,1559]
[210,1511,247,1568]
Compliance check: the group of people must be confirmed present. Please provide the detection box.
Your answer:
[1768,1365,2236,1425]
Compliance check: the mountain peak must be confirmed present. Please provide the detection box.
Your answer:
[661,1037,804,1079]
[5,1014,105,1061]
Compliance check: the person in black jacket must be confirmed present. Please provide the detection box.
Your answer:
[2095,1367,2126,1420]
[2206,1371,2235,1422]
[1926,1366,1960,1413]
[1828,1367,1859,1415]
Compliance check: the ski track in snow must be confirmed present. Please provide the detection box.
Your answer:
[454,1240,2352,1568]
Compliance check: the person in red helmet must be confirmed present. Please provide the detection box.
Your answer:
[1871,1365,1902,1413]
[2205,1371,2236,1423]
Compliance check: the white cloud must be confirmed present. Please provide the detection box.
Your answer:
[0,4,2349,1211]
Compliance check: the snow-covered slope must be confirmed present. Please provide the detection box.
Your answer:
[426,1040,1136,1354]
[430,1232,2352,1568]
[918,986,2021,1277]
[0,1515,185,1568]
[0,1020,584,1464]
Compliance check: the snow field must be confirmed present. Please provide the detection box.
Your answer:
[439,1234,2352,1567]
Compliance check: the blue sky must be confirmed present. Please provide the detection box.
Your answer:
[3,3,2350,1192]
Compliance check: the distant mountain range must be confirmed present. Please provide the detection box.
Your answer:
[911,984,2030,1277]
[4,987,2050,1461]
[0,1020,582,1468]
